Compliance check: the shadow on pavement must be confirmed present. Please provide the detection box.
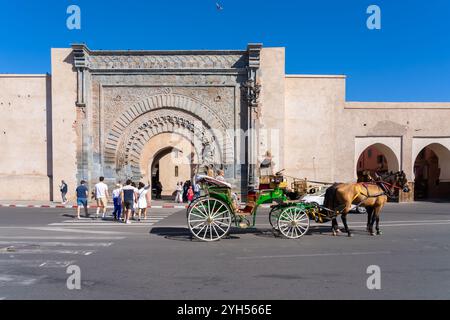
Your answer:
[150,225,372,241]
[149,227,265,242]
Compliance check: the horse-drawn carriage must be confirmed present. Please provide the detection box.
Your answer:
[186,169,411,241]
[186,171,330,241]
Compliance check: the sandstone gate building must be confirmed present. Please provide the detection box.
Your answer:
[1,44,450,202]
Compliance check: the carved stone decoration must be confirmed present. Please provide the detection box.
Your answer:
[201,136,217,167]
[244,43,262,108]
[99,88,236,132]
[72,44,89,107]
[88,53,247,70]
[110,109,225,181]
[103,93,234,161]
[72,43,261,191]
[241,79,261,107]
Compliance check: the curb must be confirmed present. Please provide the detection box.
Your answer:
[0,204,188,209]
[0,203,273,210]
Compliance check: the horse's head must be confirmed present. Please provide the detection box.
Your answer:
[381,171,409,193]
[394,171,410,193]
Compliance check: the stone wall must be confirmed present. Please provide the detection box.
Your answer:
[50,49,78,202]
[1,45,450,202]
[282,75,450,202]
[258,48,286,174]
[0,74,51,200]
[284,75,345,184]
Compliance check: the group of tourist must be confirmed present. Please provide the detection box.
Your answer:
[70,167,231,222]
[173,169,226,203]
[75,176,151,224]
[174,180,202,203]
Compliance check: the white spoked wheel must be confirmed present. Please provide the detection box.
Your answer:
[187,198,232,242]
[269,206,283,230]
[277,207,310,239]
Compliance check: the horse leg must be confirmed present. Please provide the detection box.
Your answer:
[341,213,352,237]
[374,207,383,235]
[366,207,376,236]
[331,218,340,236]
[366,207,372,232]
[370,211,377,236]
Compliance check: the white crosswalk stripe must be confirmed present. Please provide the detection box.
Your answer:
[0,274,45,287]
[0,241,113,247]
[0,234,122,297]
[49,211,177,227]
[0,259,75,268]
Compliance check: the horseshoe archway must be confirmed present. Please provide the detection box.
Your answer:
[103,94,234,182]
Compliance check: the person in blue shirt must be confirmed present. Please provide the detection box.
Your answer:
[75,180,89,219]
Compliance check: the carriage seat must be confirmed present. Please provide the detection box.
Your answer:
[195,174,232,188]
[236,189,257,216]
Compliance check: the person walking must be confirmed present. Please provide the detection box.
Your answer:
[137,182,151,221]
[75,180,89,219]
[60,180,68,204]
[175,182,183,203]
[95,176,109,219]
[112,183,122,221]
[187,186,195,204]
[131,182,138,220]
[121,179,138,224]
[155,181,163,199]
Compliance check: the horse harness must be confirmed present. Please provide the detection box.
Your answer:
[353,181,398,205]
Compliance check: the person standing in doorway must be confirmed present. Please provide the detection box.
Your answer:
[193,180,201,199]
[137,182,151,221]
[175,182,183,203]
[121,179,138,224]
[95,176,109,219]
[155,181,163,199]
[112,183,122,221]
[187,186,195,204]
[60,180,68,204]
[75,180,89,219]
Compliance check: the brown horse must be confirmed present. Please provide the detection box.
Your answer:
[325,171,410,237]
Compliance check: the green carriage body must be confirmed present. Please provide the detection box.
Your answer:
[186,174,314,241]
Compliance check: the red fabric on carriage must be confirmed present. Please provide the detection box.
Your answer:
[259,183,271,190]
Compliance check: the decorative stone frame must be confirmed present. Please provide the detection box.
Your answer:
[71,43,262,192]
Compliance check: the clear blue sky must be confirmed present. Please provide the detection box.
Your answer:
[1,0,449,102]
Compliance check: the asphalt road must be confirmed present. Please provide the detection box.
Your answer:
[0,202,449,300]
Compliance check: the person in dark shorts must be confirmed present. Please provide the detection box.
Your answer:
[75,180,89,219]
[120,179,138,224]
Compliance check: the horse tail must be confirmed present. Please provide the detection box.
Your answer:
[324,183,340,211]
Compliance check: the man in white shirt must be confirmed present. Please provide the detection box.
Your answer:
[95,176,109,219]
